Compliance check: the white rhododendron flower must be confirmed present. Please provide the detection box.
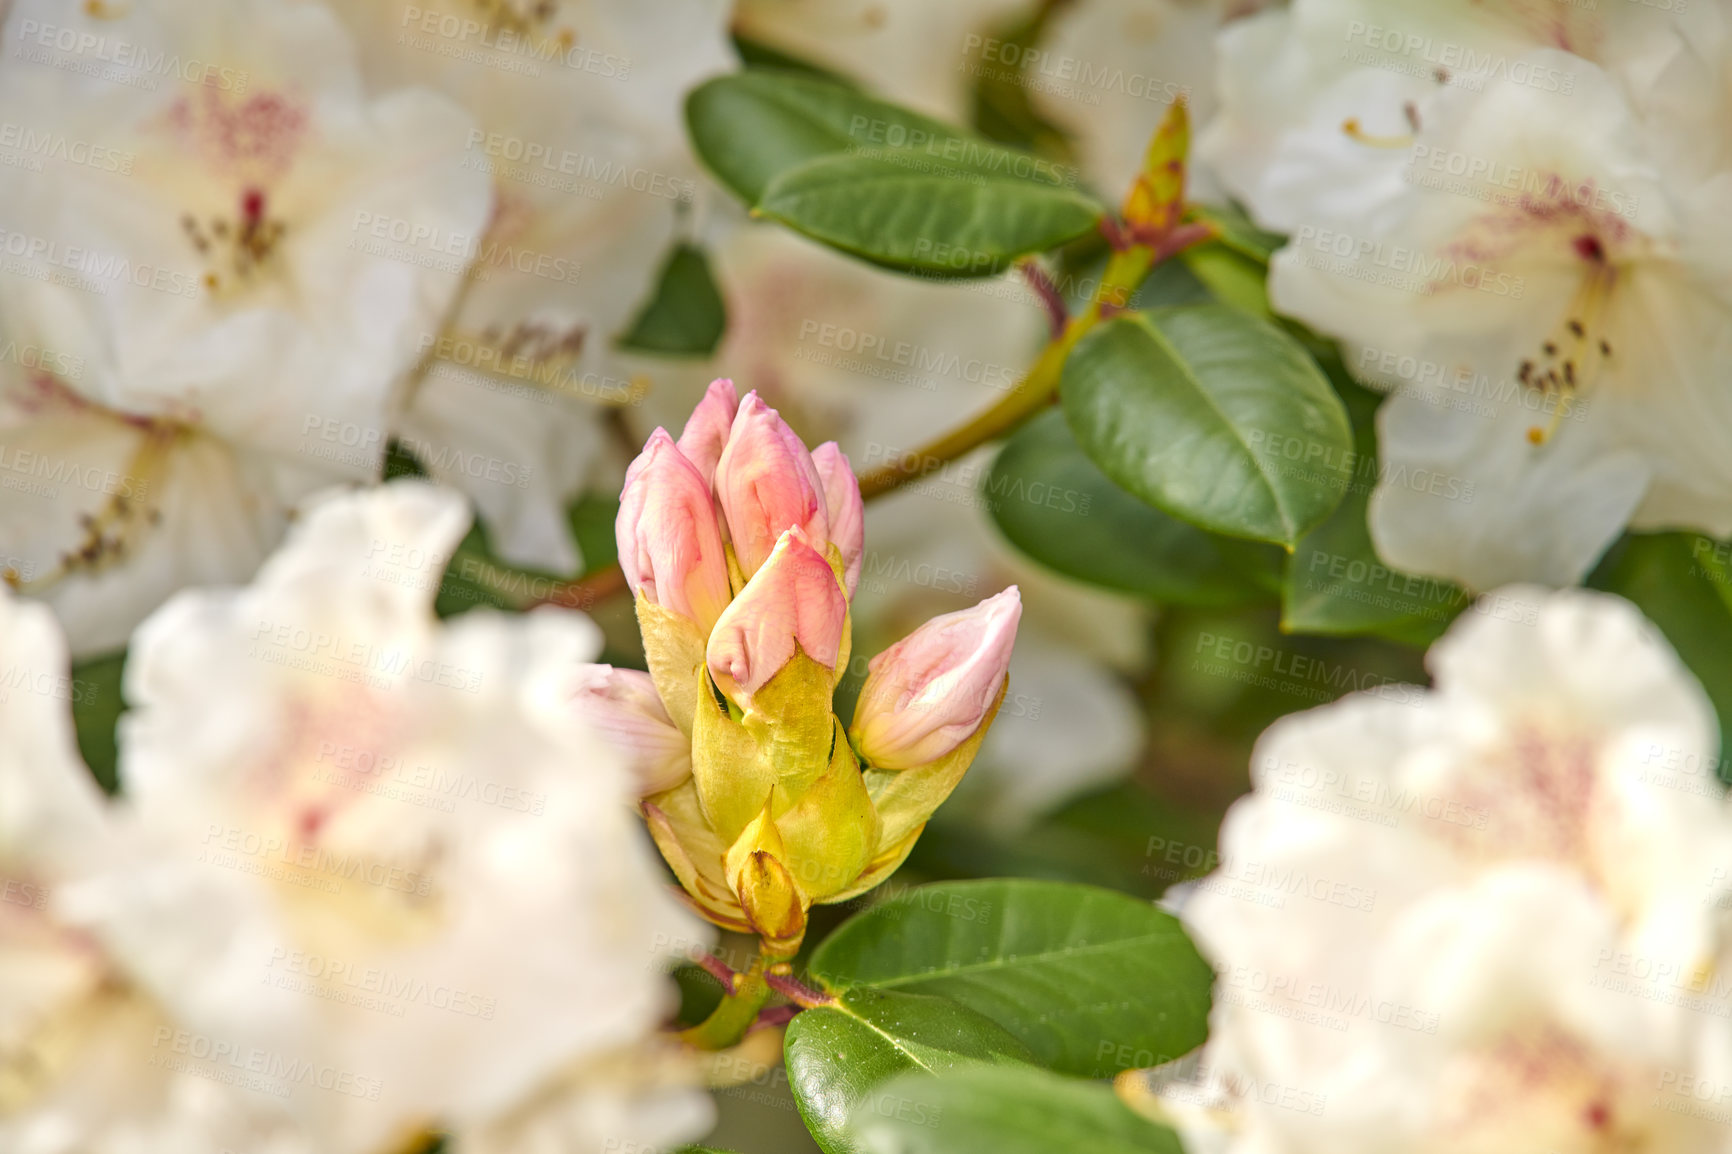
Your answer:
[59,481,711,1154]
[1156,586,1732,1152]
[0,587,312,1154]
[333,0,735,574]
[1031,0,1277,202]
[1202,0,1732,588]
[1198,0,1702,233]
[0,0,490,655]
[732,0,1036,121]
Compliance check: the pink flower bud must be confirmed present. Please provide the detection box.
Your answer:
[715,393,829,580]
[707,528,848,704]
[616,429,732,631]
[676,378,739,490]
[569,665,691,794]
[812,442,864,597]
[851,588,1023,769]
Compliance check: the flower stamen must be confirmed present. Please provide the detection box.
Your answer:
[1523,234,1616,445]
[182,185,288,295]
[10,422,179,594]
[1341,116,1416,150]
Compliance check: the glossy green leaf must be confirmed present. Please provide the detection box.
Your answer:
[988,410,1281,607]
[1062,307,1353,547]
[852,1065,1183,1154]
[757,151,1100,278]
[618,243,726,356]
[808,880,1212,1077]
[686,70,970,204]
[785,988,1034,1154]
[70,650,126,795]
[1591,530,1732,776]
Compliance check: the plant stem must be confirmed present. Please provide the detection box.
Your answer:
[853,328,1070,500]
[680,960,771,1051]
[526,560,627,611]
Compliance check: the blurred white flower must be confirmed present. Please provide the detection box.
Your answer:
[0,587,311,1154]
[1198,0,1702,232]
[1201,0,1732,588]
[0,0,489,656]
[1030,0,1277,203]
[732,0,1036,122]
[333,0,736,574]
[60,481,711,1154]
[1155,586,1732,1152]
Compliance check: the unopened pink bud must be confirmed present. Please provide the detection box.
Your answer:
[851,588,1022,769]
[715,393,829,580]
[570,665,691,794]
[676,378,739,490]
[707,528,848,704]
[616,429,732,631]
[812,442,864,597]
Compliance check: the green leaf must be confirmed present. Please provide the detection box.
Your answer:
[686,70,969,205]
[1188,201,1282,264]
[618,243,727,357]
[1181,244,1273,319]
[988,411,1281,607]
[757,151,1100,278]
[686,71,1099,275]
[1282,379,1466,645]
[567,492,620,572]
[1283,479,1466,646]
[70,651,126,795]
[730,33,858,84]
[1062,306,1353,547]
[808,880,1212,1077]
[1128,258,1214,312]
[852,1066,1183,1154]
[785,988,1034,1154]
[1591,531,1732,776]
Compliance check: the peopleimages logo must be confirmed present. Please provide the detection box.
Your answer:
[1341,21,1575,94]
[0,227,202,298]
[397,6,631,78]
[960,33,1189,105]
[1404,146,1640,221]
[14,21,250,91]
[1290,225,1525,298]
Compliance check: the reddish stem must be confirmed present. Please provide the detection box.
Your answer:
[697,953,738,996]
[765,970,835,1009]
[753,1004,801,1030]
[1019,259,1068,338]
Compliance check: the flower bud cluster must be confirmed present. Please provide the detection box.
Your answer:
[575,379,1021,956]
